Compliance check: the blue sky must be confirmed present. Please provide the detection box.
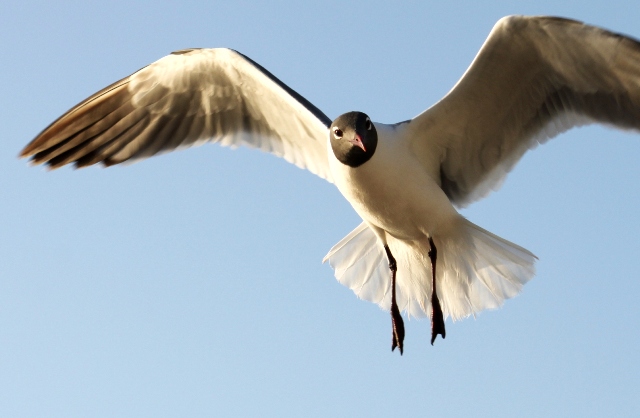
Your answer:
[2,0,640,416]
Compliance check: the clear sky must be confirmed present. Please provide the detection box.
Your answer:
[2,0,640,416]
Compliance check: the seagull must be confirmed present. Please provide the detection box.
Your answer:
[21,16,640,354]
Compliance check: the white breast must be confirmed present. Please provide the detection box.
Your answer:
[328,122,459,240]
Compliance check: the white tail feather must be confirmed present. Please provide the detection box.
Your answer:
[324,220,537,321]
[323,223,390,306]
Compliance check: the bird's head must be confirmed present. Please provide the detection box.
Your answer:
[329,111,378,168]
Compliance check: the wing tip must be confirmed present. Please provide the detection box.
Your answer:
[20,139,42,159]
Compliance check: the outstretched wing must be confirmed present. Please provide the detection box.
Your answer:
[409,16,640,207]
[21,48,333,182]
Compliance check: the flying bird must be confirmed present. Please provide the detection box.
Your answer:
[21,16,640,354]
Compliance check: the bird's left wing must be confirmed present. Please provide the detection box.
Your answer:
[21,48,333,182]
[408,16,640,207]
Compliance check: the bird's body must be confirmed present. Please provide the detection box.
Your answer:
[327,120,535,327]
[21,15,640,352]
[329,122,455,241]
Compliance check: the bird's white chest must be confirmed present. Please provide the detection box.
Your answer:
[328,128,456,240]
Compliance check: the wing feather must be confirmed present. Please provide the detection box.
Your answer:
[22,48,333,182]
[409,16,640,206]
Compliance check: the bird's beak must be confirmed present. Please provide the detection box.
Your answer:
[349,133,366,152]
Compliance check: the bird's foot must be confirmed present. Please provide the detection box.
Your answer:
[430,293,446,345]
[391,301,405,354]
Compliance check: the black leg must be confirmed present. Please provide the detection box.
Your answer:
[429,237,446,345]
[385,245,404,355]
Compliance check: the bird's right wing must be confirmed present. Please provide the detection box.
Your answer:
[21,48,334,182]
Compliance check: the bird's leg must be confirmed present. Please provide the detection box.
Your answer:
[385,245,404,355]
[429,237,446,345]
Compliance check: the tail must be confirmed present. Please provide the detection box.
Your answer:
[323,219,537,321]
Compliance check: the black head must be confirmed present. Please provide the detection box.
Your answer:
[329,111,378,168]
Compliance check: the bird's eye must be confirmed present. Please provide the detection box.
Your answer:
[365,118,372,130]
[333,128,343,139]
